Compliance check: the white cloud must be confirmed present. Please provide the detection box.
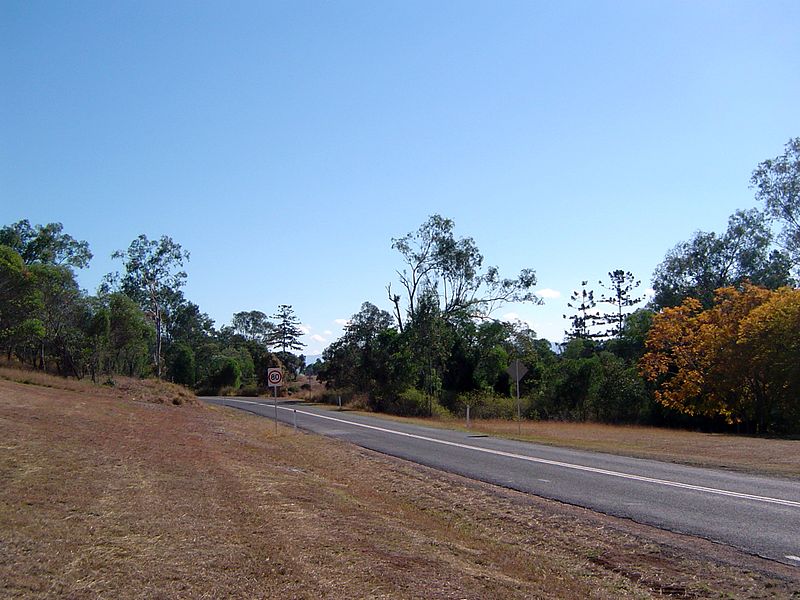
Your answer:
[311,334,327,343]
[334,318,350,326]
[323,330,332,336]
[536,288,561,299]
[645,287,655,298]
[299,324,311,335]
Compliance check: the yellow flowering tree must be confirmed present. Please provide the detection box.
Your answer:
[641,284,799,433]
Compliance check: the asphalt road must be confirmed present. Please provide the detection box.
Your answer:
[203,397,800,567]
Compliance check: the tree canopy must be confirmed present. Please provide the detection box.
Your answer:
[389,215,540,330]
[651,209,793,309]
[751,137,800,273]
[0,220,92,269]
[106,235,190,378]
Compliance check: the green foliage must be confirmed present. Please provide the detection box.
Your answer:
[168,343,196,387]
[106,234,190,378]
[596,270,644,337]
[563,281,602,340]
[393,388,449,417]
[231,310,274,345]
[389,214,540,330]
[209,356,242,391]
[751,137,800,273]
[107,293,154,377]
[268,304,305,353]
[651,209,793,309]
[0,220,92,269]
[458,389,519,420]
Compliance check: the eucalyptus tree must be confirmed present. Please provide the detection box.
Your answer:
[106,235,190,378]
[388,215,540,330]
[751,137,800,273]
[231,310,274,345]
[651,209,792,309]
[0,220,92,269]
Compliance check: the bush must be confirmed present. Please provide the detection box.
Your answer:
[209,356,241,392]
[392,388,450,417]
[457,390,522,420]
[237,385,260,397]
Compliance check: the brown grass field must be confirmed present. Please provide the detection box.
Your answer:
[1,371,799,598]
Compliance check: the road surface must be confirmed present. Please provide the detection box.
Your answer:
[203,397,800,567]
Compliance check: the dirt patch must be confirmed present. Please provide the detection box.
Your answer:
[1,379,798,599]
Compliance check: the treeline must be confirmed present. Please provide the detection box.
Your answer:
[318,138,800,434]
[0,225,306,394]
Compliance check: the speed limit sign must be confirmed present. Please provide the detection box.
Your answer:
[267,368,283,387]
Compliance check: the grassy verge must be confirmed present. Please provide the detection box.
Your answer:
[1,378,798,598]
[309,403,800,479]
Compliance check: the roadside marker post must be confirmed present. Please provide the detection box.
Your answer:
[268,368,284,434]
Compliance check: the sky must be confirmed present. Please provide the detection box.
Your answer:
[2,1,799,355]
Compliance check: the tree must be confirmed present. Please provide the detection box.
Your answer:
[28,263,86,374]
[389,215,540,330]
[563,281,601,340]
[596,270,644,337]
[167,342,196,387]
[737,287,800,432]
[751,137,800,273]
[0,220,92,269]
[318,302,396,396]
[651,209,793,309]
[640,284,800,433]
[231,310,275,345]
[107,292,154,377]
[268,304,305,353]
[107,235,190,378]
[0,245,42,359]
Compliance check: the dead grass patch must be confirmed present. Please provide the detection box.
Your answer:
[1,379,798,599]
[0,365,197,406]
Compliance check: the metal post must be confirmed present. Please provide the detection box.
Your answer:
[466,404,471,429]
[338,395,341,410]
[293,409,297,432]
[274,385,278,434]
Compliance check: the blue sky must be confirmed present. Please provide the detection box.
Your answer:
[2,1,799,353]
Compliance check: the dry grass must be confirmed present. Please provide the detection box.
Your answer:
[320,408,800,479]
[0,365,197,406]
[1,376,799,598]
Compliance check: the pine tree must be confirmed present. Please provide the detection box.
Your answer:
[563,281,602,340]
[268,304,306,353]
[596,270,644,337]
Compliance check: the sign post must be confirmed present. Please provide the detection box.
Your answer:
[268,368,283,434]
[506,359,529,435]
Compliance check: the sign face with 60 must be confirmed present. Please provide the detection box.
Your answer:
[267,368,283,387]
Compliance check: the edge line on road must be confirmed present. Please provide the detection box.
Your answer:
[225,399,800,509]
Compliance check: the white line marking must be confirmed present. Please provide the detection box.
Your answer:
[786,555,800,562]
[226,399,800,509]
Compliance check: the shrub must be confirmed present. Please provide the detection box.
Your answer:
[392,388,450,417]
[237,385,260,397]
